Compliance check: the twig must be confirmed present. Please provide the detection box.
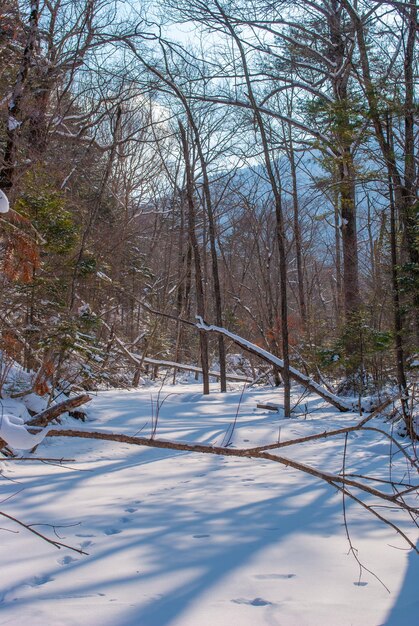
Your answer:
[0,510,88,554]
[246,395,401,453]
[0,457,75,462]
[222,382,246,447]
[341,433,390,592]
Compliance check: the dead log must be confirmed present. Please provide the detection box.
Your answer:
[0,394,92,451]
[131,354,253,383]
[28,394,92,427]
[44,425,418,546]
[100,320,252,383]
[256,403,280,412]
[195,319,352,412]
[104,269,352,410]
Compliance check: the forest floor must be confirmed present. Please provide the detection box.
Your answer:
[0,382,418,626]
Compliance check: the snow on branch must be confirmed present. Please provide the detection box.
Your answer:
[100,319,252,383]
[0,414,51,450]
[195,318,353,412]
[0,394,92,451]
[132,353,253,383]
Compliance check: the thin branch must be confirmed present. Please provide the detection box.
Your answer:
[0,510,88,554]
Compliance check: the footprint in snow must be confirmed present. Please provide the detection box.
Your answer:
[58,555,78,566]
[75,533,94,538]
[80,540,93,550]
[125,507,138,513]
[232,597,272,606]
[27,574,54,587]
[62,592,106,599]
[104,528,122,536]
[193,534,211,539]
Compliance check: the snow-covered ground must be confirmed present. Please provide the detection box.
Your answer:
[0,383,417,626]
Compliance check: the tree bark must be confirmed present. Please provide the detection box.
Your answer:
[0,0,40,195]
[216,5,292,415]
[179,121,210,394]
[288,130,307,330]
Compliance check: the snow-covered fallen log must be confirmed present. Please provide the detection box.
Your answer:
[195,318,352,412]
[0,414,51,450]
[101,320,252,383]
[102,306,352,409]
[27,393,92,427]
[131,354,253,383]
[0,394,92,451]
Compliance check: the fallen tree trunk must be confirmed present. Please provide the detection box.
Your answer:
[28,394,92,427]
[101,319,252,383]
[195,319,352,412]
[0,394,92,451]
[131,354,252,383]
[96,290,362,411]
[45,427,413,504]
[45,423,418,551]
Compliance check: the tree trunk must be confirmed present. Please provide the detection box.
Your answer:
[288,131,307,331]
[218,12,291,415]
[387,115,412,437]
[0,0,39,196]
[339,150,360,318]
[179,121,210,394]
